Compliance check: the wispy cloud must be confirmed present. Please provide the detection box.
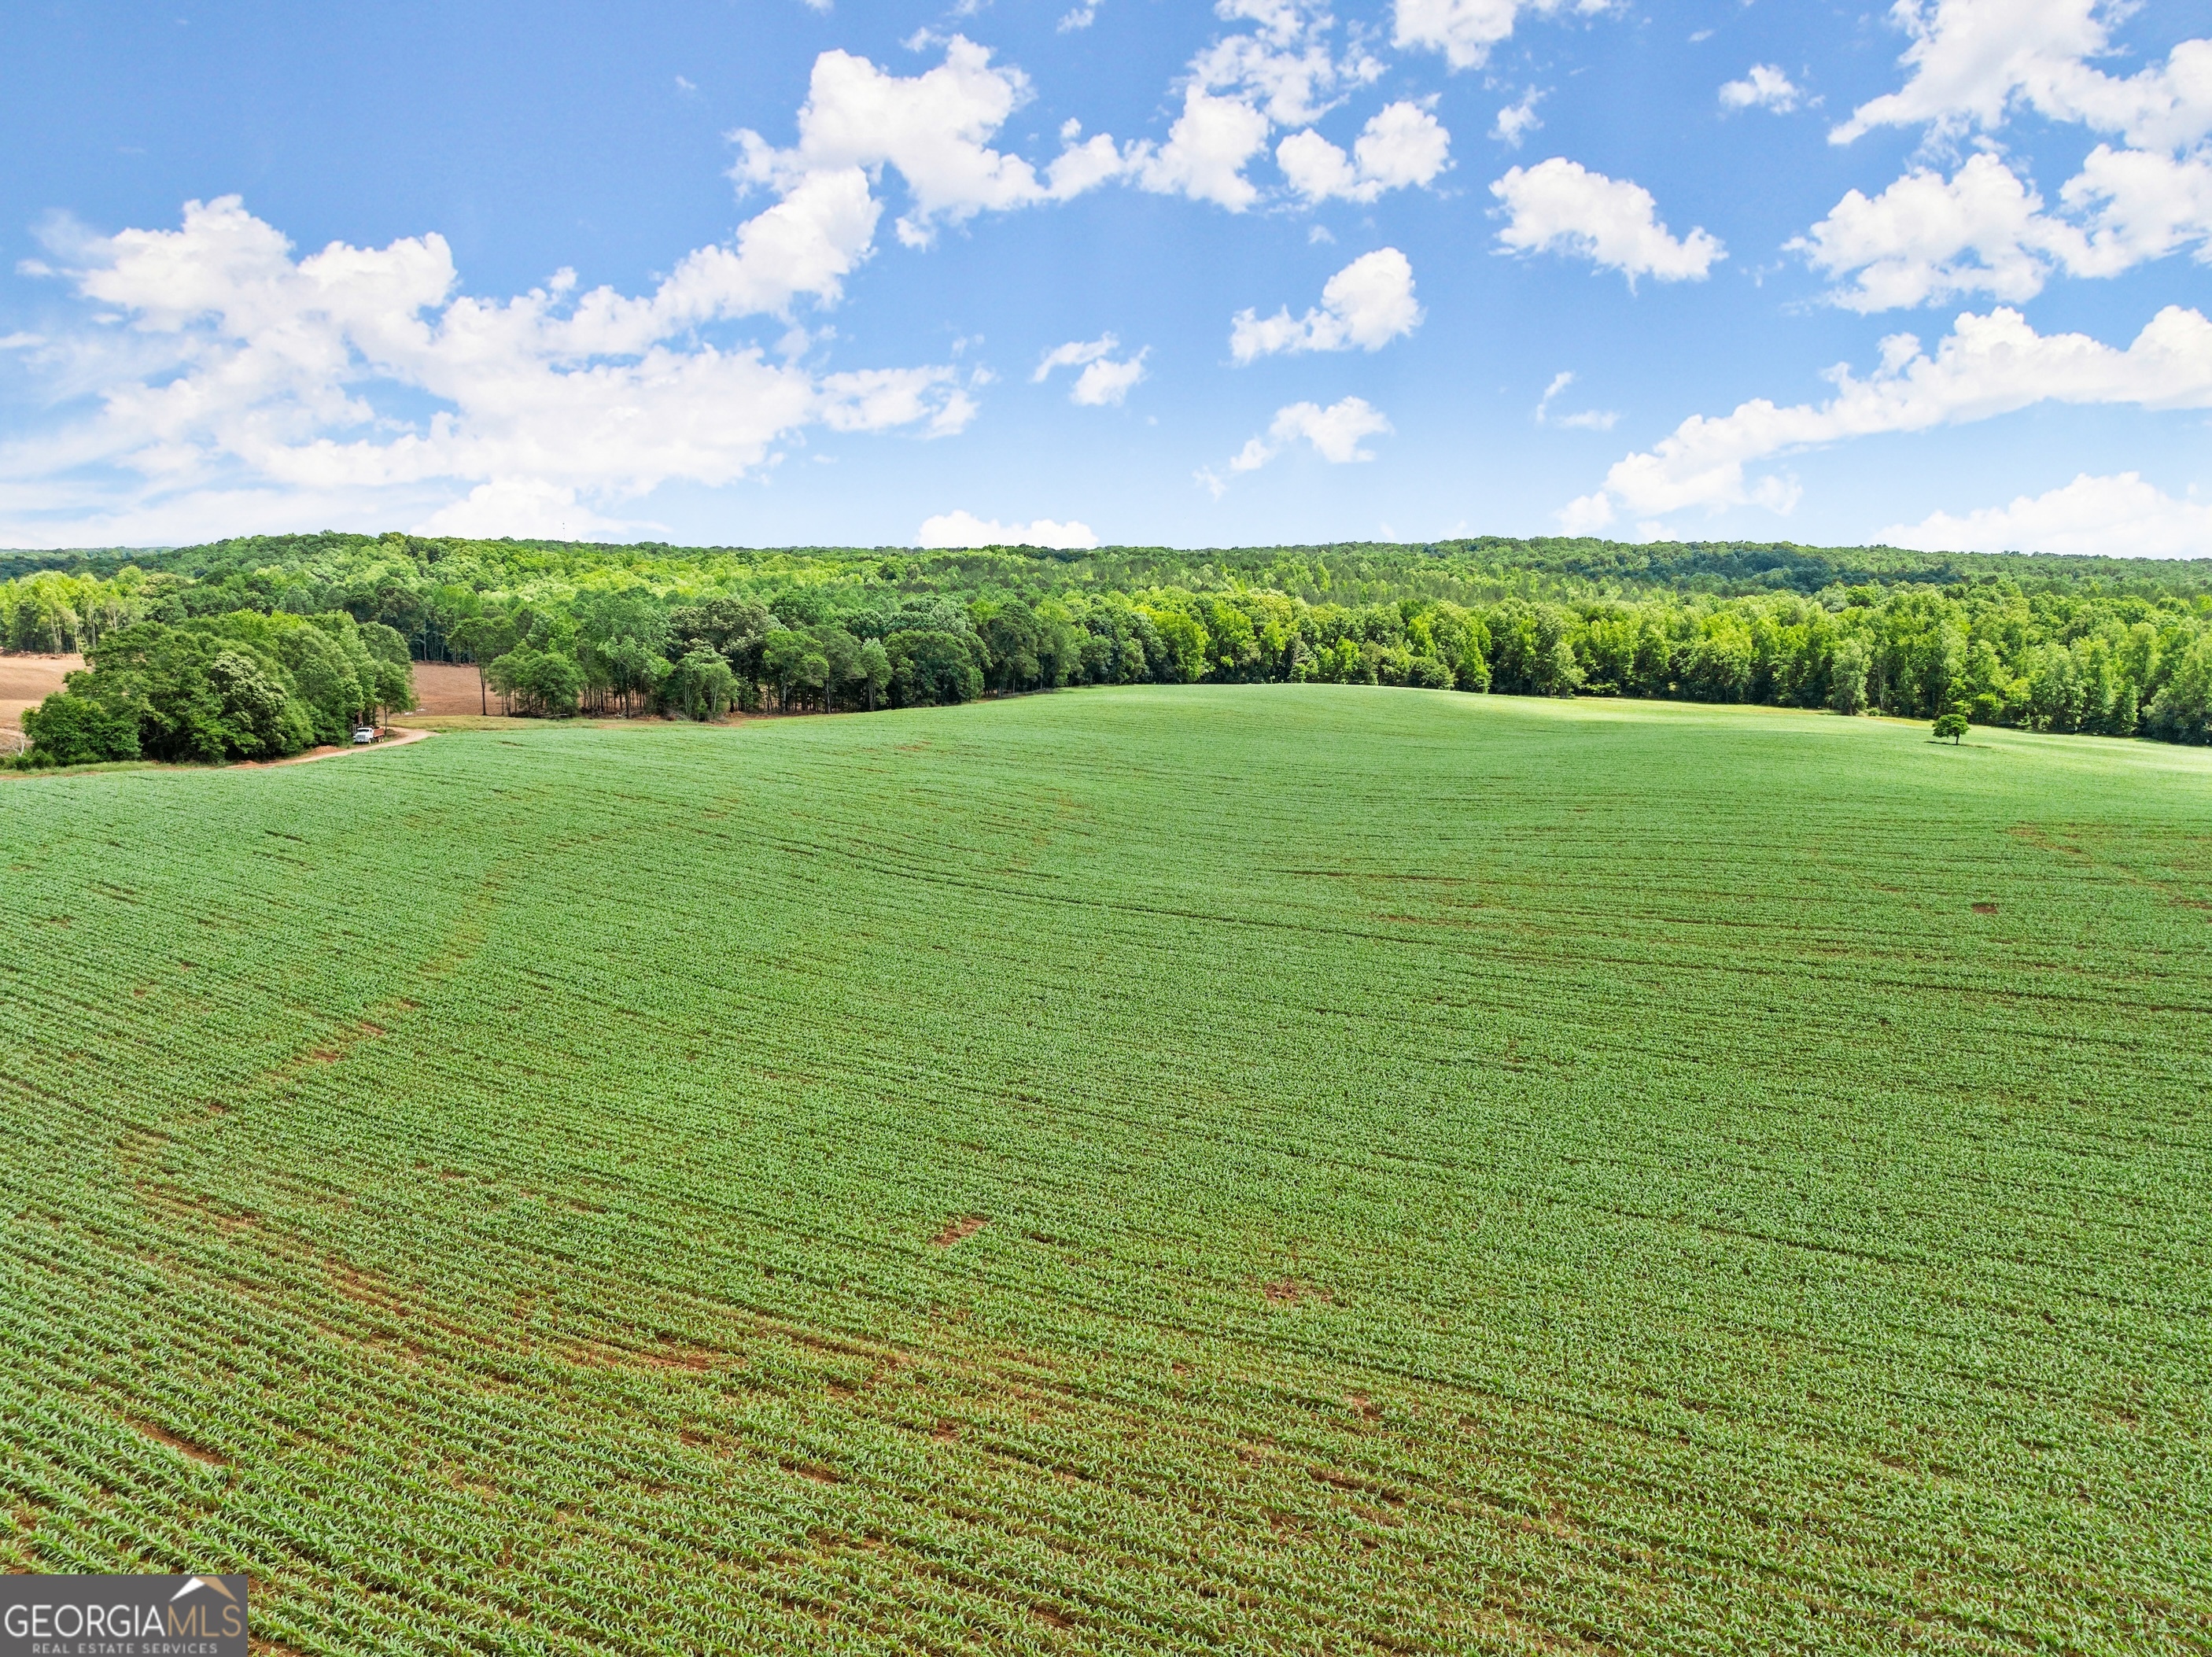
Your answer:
[1534,370,1618,429]
[1033,334,1149,404]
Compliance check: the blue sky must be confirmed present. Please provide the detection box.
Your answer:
[2,0,2208,553]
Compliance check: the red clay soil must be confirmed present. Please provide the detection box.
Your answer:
[931,1215,990,1248]
[411,661,494,714]
[0,653,80,729]
[4,655,491,723]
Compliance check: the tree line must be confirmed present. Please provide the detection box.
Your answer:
[6,532,2211,763]
[353,578,2212,745]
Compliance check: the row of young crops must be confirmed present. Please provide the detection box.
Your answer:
[2,686,2206,1652]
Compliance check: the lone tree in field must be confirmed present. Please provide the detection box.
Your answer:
[449,614,519,716]
[1933,710,1969,744]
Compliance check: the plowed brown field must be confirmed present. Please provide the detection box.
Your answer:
[0,651,77,729]
[4,655,479,727]
[409,660,488,714]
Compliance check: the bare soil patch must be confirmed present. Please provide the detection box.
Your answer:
[4,653,489,725]
[129,1419,228,1466]
[412,661,492,715]
[931,1215,990,1248]
[0,653,79,729]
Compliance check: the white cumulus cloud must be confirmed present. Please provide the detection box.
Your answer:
[1809,2,2212,315]
[1830,0,2212,152]
[1225,397,1393,480]
[1720,65,1801,113]
[1071,354,1148,406]
[1794,153,2066,310]
[916,509,1099,548]
[2060,144,2212,272]
[1033,336,1113,379]
[0,194,980,544]
[1562,302,2212,530]
[1135,87,1277,211]
[1392,0,1613,72]
[1796,149,2212,311]
[417,479,629,540]
[0,39,1184,542]
[1191,0,1379,128]
[1492,88,1544,146]
[1033,334,1150,405]
[1135,1,1436,212]
[1884,471,2212,557]
[732,35,1130,249]
[819,365,979,435]
[1230,248,1422,361]
[1491,158,1724,283]
[1277,101,1451,203]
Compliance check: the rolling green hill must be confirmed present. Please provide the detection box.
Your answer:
[3,687,2207,1652]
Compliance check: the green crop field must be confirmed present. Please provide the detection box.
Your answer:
[2,686,2207,1654]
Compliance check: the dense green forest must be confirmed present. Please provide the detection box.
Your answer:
[6,530,2212,760]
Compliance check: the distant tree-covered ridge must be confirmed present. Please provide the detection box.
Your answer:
[6,531,2211,762]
